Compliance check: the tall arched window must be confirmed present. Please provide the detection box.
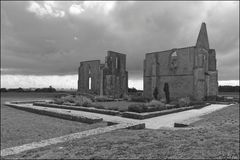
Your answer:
[171,51,177,57]
[88,77,91,90]
[170,51,178,70]
[88,67,91,74]
[116,57,118,69]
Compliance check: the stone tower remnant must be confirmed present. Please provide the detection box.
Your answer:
[78,51,128,98]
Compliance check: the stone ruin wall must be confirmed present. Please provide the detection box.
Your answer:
[78,51,128,98]
[103,51,128,98]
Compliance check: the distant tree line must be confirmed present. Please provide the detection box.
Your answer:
[218,85,239,92]
[127,86,240,93]
[128,87,143,93]
[1,86,239,93]
[0,86,56,92]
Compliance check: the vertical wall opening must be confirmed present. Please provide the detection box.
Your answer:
[116,57,118,69]
[88,77,92,90]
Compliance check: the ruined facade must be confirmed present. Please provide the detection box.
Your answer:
[78,51,128,98]
[143,23,218,101]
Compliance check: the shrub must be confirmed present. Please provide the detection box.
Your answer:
[128,104,148,113]
[94,105,105,109]
[178,97,190,107]
[189,101,205,106]
[216,96,225,101]
[153,87,159,100]
[130,96,150,102]
[82,102,105,109]
[53,98,64,105]
[205,95,217,101]
[95,96,114,102]
[81,101,92,107]
[74,96,92,106]
[118,107,127,112]
[147,100,165,107]
[146,100,166,111]
[165,104,175,109]
[108,106,119,111]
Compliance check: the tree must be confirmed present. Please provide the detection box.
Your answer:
[153,87,158,100]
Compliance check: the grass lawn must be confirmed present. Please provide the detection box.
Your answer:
[4,103,239,159]
[1,92,107,149]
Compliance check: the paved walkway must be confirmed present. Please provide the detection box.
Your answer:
[10,103,231,129]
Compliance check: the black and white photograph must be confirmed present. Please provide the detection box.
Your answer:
[1,1,239,159]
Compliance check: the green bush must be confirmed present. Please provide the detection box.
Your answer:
[189,101,205,106]
[128,100,167,113]
[82,102,105,109]
[165,104,175,109]
[95,96,114,102]
[153,87,159,100]
[74,96,92,105]
[146,100,166,111]
[130,96,150,102]
[54,95,93,106]
[128,104,148,113]
[53,98,64,105]
[108,106,119,111]
[118,107,127,112]
[178,97,190,107]
[91,103,105,109]
[205,95,217,101]
[81,101,92,107]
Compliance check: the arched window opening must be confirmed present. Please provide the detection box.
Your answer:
[88,68,91,74]
[171,51,177,57]
[88,77,92,90]
[116,57,118,69]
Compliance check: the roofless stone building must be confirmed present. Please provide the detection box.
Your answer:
[78,51,128,98]
[143,23,218,101]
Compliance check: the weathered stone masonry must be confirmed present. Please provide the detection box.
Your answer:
[143,23,218,101]
[78,51,128,98]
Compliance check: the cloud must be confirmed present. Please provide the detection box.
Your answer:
[1,74,78,89]
[69,4,85,15]
[1,1,239,89]
[27,1,65,18]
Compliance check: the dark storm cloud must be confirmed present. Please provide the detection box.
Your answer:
[1,1,239,81]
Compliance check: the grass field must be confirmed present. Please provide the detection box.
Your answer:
[1,92,239,159]
[1,92,107,149]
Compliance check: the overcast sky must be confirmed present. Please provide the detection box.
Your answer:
[1,1,239,89]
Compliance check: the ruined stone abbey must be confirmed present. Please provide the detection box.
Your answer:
[78,23,218,101]
[143,23,218,100]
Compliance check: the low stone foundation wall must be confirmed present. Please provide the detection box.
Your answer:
[33,102,120,115]
[122,104,210,119]
[5,102,103,124]
[11,100,50,104]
